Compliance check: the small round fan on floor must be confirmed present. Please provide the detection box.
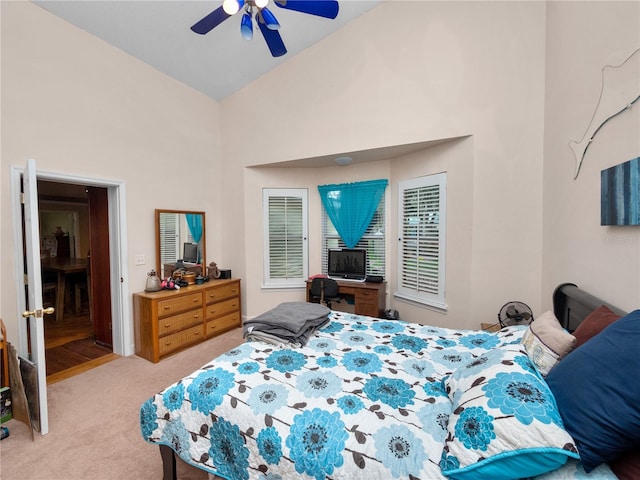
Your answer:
[497,301,534,328]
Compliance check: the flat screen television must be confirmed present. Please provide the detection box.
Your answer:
[327,248,367,281]
[183,243,199,264]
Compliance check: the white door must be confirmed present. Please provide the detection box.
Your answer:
[19,158,51,435]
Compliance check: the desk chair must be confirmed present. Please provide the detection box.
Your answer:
[309,278,341,310]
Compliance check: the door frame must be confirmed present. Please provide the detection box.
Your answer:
[10,164,132,358]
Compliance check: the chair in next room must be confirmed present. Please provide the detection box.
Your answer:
[309,277,342,310]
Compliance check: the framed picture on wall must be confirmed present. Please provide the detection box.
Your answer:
[601,157,640,226]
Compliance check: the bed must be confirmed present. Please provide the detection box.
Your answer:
[140,283,639,480]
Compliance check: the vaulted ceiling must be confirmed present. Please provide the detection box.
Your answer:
[34,0,382,101]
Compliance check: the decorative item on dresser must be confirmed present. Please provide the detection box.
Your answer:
[133,278,241,363]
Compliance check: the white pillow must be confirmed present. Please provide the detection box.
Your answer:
[521,311,576,376]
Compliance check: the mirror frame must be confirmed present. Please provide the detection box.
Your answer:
[155,209,206,278]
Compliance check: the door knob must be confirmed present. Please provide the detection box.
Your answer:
[22,307,55,318]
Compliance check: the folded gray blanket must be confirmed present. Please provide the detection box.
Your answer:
[243,302,330,346]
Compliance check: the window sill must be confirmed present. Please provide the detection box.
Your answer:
[393,292,448,313]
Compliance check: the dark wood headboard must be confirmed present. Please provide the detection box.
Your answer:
[552,282,627,332]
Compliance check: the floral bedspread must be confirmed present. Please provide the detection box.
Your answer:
[140,312,612,480]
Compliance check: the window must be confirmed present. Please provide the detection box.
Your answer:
[263,188,308,287]
[321,194,385,277]
[397,173,447,309]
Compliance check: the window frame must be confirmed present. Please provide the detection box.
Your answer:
[321,194,386,278]
[262,188,309,288]
[396,173,447,310]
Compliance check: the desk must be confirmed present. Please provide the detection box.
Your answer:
[42,258,89,322]
[306,279,386,318]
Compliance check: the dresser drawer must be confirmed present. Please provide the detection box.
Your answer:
[206,311,241,337]
[157,292,202,318]
[158,324,203,357]
[205,297,240,320]
[157,309,203,337]
[204,283,240,304]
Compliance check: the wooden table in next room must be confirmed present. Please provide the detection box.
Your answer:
[41,257,89,322]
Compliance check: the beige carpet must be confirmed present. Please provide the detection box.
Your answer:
[0,328,244,480]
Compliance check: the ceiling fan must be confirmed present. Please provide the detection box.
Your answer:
[191,0,340,57]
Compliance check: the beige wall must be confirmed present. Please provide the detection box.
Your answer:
[2,1,638,346]
[0,2,221,345]
[542,1,640,312]
[222,1,547,327]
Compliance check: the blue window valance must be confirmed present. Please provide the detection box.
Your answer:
[318,179,388,248]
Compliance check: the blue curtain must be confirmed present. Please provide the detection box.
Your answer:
[318,179,388,248]
[185,214,203,262]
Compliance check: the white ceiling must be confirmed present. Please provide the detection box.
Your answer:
[34,0,382,101]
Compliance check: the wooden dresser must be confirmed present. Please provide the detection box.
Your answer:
[133,278,241,363]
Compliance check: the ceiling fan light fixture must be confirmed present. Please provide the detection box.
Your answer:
[223,0,244,15]
[240,11,253,40]
[191,0,340,58]
[260,7,280,30]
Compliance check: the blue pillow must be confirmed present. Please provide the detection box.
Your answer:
[546,309,640,472]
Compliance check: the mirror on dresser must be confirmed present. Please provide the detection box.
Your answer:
[155,209,206,279]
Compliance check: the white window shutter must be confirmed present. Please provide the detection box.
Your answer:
[159,213,179,266]
[397,173,447,309]
[263,189,308,287]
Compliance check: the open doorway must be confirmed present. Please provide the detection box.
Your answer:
[37,180,117,382]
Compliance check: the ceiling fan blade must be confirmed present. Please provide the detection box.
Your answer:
[257,16,287,57]
[274,0,339,19]
[191,6,231,35]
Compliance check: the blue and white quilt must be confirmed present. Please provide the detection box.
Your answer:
[140,311,617,480]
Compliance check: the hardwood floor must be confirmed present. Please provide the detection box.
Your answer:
[45,312,93,349]
[44,312,118,384]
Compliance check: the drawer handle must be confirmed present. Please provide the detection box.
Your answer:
[194,331,199,335]
[163,306,170,310]
[193,314,200,319]
[193,298,199,303]
[164,323,170,328]
[164,341,172,346]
